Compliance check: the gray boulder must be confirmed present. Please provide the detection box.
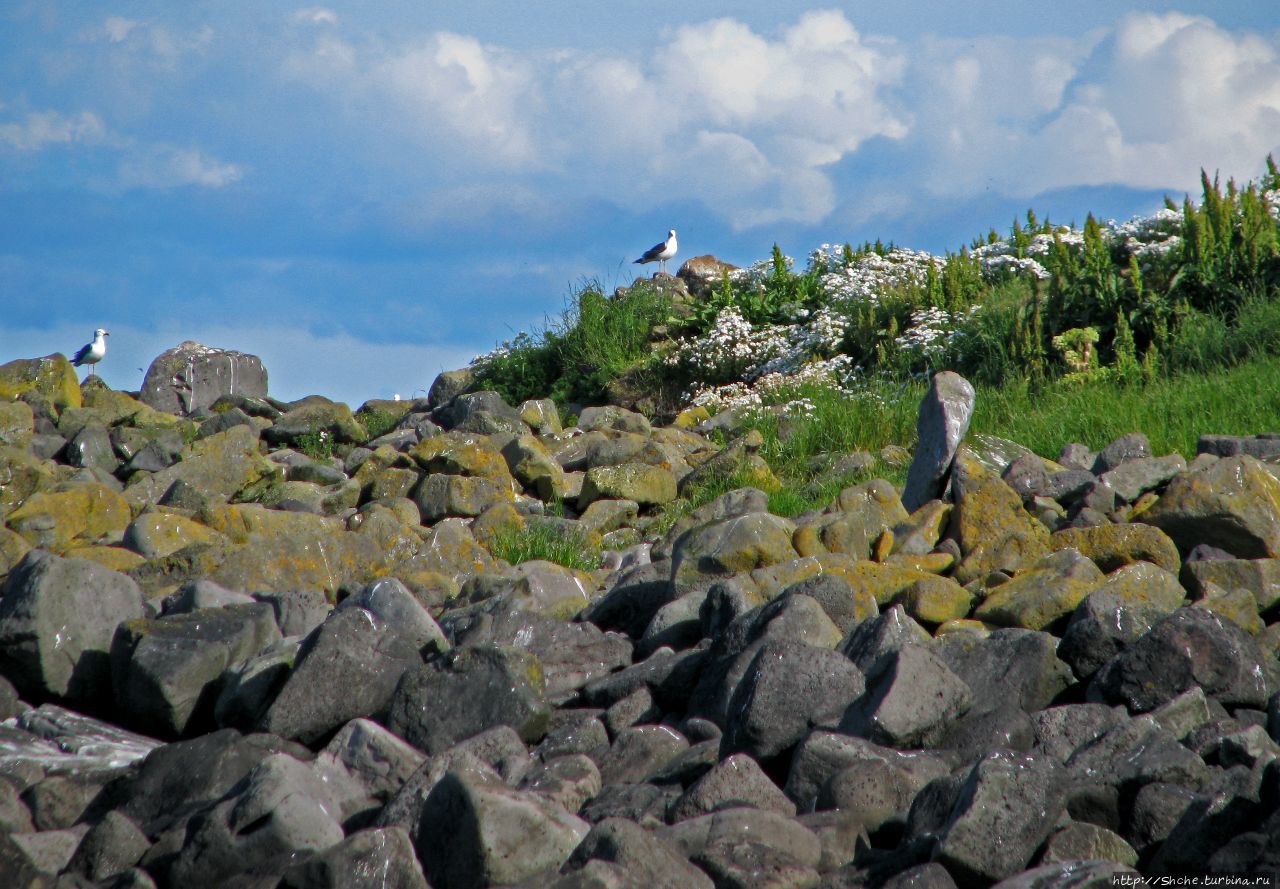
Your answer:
[65,810,150,882]
[1058,592,1164,679]
[670,752,794,821]
[337,578,448,654]
[416,769,589,889]
[721,640,865,760]
[566,817,713,889]
[1093,607,1274,711]
[258,607,423,745]
[595,725,690,785]
[839,644,972,748]
[901,371,976,512]
[140,341,268,417]
[1092,432,1152,474]
[933,751,1064,885]
[110,603,281,737]
[279,826,429,889]
[385,644,550,754]
[0,550,147,702]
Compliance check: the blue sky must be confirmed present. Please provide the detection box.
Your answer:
[2,3,1279,404]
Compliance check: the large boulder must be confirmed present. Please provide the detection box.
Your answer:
[1143,455,1280,558]
[0,354,81,414]
[902,371,976,512]
[139,341,269,417]
[0,550,146,702]
[6,483,131,553]
[947,448,1051,584]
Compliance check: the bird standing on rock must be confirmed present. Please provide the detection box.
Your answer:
[73,328,109,379]
[634,229,678,275]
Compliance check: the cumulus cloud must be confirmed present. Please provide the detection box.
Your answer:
[911,13,1280,200]
[0,109,106,151]
[292,8,339,27]
[283,10,908,227]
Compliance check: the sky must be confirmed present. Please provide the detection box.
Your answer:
[2,2,1279,405]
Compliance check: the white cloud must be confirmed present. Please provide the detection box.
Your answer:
[282,10,908,228]
[116,144,244,189]
[910,13,1280,200]
[0,110,106,151]
[89,16,213,69]
[292,8,339,27]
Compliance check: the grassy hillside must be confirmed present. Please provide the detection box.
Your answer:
[473,155,1280,494]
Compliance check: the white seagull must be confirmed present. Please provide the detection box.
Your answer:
[73,328,109,378]
[634,229,678,274]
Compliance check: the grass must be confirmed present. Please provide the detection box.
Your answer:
[489,521,602,572]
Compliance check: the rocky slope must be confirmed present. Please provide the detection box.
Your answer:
[0,343,1279,886]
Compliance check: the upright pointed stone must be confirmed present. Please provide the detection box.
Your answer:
[902,371,976,512]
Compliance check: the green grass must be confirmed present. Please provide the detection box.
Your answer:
[489,521,602,572]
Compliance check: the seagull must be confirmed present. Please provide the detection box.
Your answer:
[73,328,109,378]
[634,229,678,274]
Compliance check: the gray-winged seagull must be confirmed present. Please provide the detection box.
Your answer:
[73,328,109,378]
[634,229,678,274]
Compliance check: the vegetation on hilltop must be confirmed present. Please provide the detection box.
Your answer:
[473,156,1280,495]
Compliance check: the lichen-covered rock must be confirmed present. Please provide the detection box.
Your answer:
[415,473,512,522]
[1143,454,1280,557]
[974,548,1105,630]
[122,510,230,560]
[894,575,973,626]
[0,550,146,701]
[499,434,567,500]
[140,341,268,417]
[0,401,34,450]
[6,482,131,553]
[0,354,81,413]
[948,448,1051,585]
[1088,560,1187,612]
[579,463,676,509]
[671,512,798,594]
[1050,524,1180,574]
[793,479,909,560]
[1183,557,1280,612]
[123,424,282,509]
[0,446,57,522]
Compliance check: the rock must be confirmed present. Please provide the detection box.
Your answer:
[0,550,147,702]
[794,479,909,561]
[258,607,423,744]
[1031,703,1128,763]
[66,811,150,882]
[894,575,973,626]
[1093,433,1152,474]
[123,511,230,560]
[1100,454,1186,503]
[167,752,348,886]
[691,838,819,889]
[111,603,281,737]
[215,634,296,730]
[838,605,931,676]
[1183,557,1280,612]
[579,463,676,509]
[662,808,822,871]
[6,482,131,553]
[1088,560,1187,612]
[671,512,798,595]
[1039,821,1138,867]
[839,644,972,748]
[416,770,589,889]
[1143,454,1280,557]
[520,753,602,814]
[934,628,1074,712]
[66,423,119,473]
[140,341,268,417]
[1148,790,1262,874]
[948,448,1051,585]
[415,473,512,522]
[266,399,367,446]
[933,751,1064,885]
[670,752,795,821]
[317,718,426,808]
[567,817,713,889]
[782,573,876,633]
[973,548,1104,630]
[427,368,476,411]
[0,400,34,449]
[816,757,919,832]
[1058,592,1165,679]
[1050,524,1180,574]
[386,645,550,754]
[990,861,1136,889]
[124,424,282,509]
[784,731,950,815]
[901,371,976,512]
[1093,607,1274,712]
[252,588,330,638]
[721,640,865,760]
[0,354,81,413]
[337,577,448,654]
[595,724,690,784]
[1067,715,1209,794]
[455,609,631,705]
[279,826,429,889]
